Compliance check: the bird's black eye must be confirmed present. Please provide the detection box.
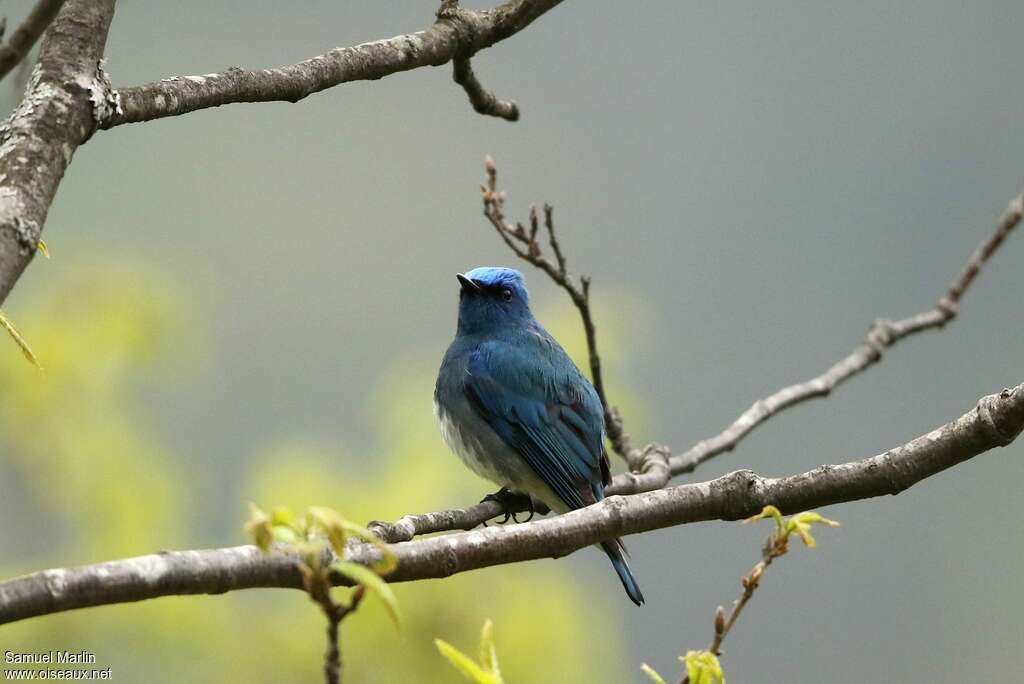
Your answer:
[501,288,513,302]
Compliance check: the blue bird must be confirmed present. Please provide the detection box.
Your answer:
[434,266,644,606]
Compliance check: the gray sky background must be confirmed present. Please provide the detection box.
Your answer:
[4,1,1024,681]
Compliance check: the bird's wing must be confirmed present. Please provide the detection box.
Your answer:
[463,337,607,510]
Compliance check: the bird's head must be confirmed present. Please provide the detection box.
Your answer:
[454,267,533,335]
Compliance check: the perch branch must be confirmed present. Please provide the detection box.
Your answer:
[101,0,562,129]
[366,176,1024,545]
[1,382,1021,624]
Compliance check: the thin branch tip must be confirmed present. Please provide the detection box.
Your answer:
[453,57,520,121]
[480,159,633,460]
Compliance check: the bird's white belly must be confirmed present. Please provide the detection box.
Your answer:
[435,401,507,487]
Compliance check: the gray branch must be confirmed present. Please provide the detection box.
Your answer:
[0,0,67,81]
[452,58,519,121]
[2,382,1021,625]
[670,191,1022,475]
[0,0,562,307]
[0,0,118,305]
[476,164,1021,513]
[375,187,1022,542]
[101,0,562,129]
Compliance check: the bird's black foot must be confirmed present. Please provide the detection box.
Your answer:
[480,487,535,526]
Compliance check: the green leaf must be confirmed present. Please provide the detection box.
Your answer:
[434,620,504,683]
[640,663,667,684]
[746,506,840,548]
[682,650,725,684]
[244,503,273,552]
[784,511,840,548]
[434,639,500,684]
[0,310,40,368]
[270,506,295,527]
[308,506,349,555]
[744,505,784,537]
[271,525,299,544]
[331,560,401,628]
[478,620,500,679]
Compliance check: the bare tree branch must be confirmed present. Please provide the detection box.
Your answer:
[366,175,1024,545]
[1,382,1021,625]
[670,190,1023,475]
[0,5,1015,641]
[0,0,119,306]
[100,0,562,129]
[0,0,67,81]
[0,0,565,309]
[481,160,639,460]
[482,158,1022,485]
[452,58,519,121]
[335,176,1024,551]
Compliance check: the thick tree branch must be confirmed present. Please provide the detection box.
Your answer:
[0,0,119,306]
[0,0,67,81]
[100,0,562,129]
[1,382,1021,625]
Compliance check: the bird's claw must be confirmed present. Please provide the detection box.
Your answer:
[480,487,534,526]
[511,498,535,523]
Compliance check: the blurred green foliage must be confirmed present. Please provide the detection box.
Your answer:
[435,620,503,684]
[244,503,401,626]
[0,265,646,682]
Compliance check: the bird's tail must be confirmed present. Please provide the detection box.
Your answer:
[601,539,644,606]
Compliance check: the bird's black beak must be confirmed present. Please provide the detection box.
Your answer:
[456,274,481,292]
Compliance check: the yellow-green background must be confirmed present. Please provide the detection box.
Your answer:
[1,1,1022,682]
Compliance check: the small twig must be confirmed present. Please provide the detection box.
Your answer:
[678,537,782,684]
[317,596,346,684]
[0,0,66,81]
[302,559,365,684]
[676,509,838,684]
[671,191,1023,475]
[480,158,1022,482]
[707,541,779,659]
[481,158,640,462]
[453,58,519,121]
[439,1,519,122]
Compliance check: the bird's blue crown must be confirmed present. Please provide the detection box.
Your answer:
[462,267,528,298]
[455,267,532,335]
